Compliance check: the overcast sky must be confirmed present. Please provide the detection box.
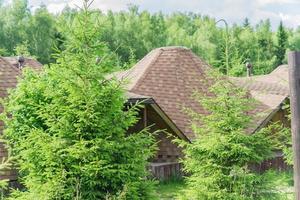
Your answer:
[16,0,300,28]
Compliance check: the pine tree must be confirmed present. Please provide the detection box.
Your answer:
[243,18,250,28]
[177,71,288,200]
[2,1,156,199]
[275,21,288,66]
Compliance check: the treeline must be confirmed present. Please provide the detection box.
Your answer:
[1,0,300,76]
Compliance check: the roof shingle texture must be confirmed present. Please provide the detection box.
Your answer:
[0,58,20,99]
[115,47,289,140]
[230,65,289,110]
[230,65,289,132]
[2,57,42,71]
[115,47,212,140]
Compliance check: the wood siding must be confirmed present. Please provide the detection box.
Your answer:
[256,106,291,172]
[128,105,183,163]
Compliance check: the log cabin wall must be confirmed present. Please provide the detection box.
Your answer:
[127,104,183,163]
[255,106,291,172]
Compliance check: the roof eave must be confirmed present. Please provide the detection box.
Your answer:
[126,98,155,104]
[126,97,190,142]
[150,103,190,142]
[252,96,289,133]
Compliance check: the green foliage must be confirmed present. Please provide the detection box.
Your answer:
[156,179,186,199]
[0,0,56,64]
[289,29,300,51]
[279,101,293,166]
[26,5,56,63]
[14,41,32,57]
[176,71,289,200]
[275,21,288,66]
[0,157,10,199]
[2,1,156,199]
[0,48,8,56]
[0,1,297,74]
[91,11,285,75]
[243,18,251,28]
[0,140,13,200]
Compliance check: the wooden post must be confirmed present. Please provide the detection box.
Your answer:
[288,51,300,200]
[143,106,147,128]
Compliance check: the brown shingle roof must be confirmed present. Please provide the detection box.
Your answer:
[230,65,289,133]
[114,46,212,140]
[0,57,42,98]
[230,65,289,110]
[0,58,20,98]
[2,57,43,71]
[115,47,289,141]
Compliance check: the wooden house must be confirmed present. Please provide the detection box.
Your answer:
[0,47,291,182]
[114,47,291,179]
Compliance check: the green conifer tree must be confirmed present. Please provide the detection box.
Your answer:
[275,21,288,66]
[2,1,156,199]
[177,71,288,200]
[243,18,250,28]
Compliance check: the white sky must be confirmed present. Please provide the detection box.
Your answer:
[10,0,300,28]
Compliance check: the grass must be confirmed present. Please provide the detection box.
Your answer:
[155,171,294,200]
[270,170,294,199]
[156,179,186,200]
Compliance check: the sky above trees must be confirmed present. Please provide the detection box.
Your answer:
[4,0,300,29]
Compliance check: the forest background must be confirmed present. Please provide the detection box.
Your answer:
[0,0,298,76]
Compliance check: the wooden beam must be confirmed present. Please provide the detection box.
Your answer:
[288,51,300,200]
[143,106,147,128]
[252,97,288,133]
[150,104,189,142]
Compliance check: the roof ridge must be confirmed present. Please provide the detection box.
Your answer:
[154,46,190,51]
[131,47,192,88]
[131,48,164,91]
[174,50,208,134]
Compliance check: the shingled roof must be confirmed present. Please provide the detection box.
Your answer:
[115,47,290,141]
[115,46,213,140]
[0,57,42,98]
[2,57,42,71]
[0,57,42,180]
[230,65,289,131]
[0,58,20,99]
[230,65,289,110]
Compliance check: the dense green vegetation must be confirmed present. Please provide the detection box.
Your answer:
[156,171,294,200]
[0,0,294,199]
[1,1,156,199]
[176,71,290,199]
[1,0,300,76]
[156,180,186,199]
